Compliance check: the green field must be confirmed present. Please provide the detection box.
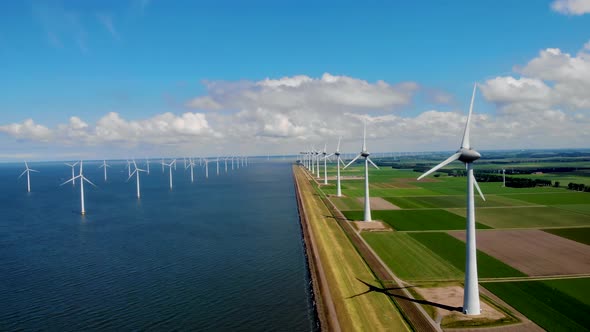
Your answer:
[484,280,590,331]
[543,278,590,306]
[343,209,491,231]
[448,206,590,228]
[363,232,463,281]
[500,192,590,205]
[409,232,526,278]
[543,227,590,245]
[554,204,590,215]
[383,194,533,209]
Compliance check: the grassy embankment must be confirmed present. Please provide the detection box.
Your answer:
[293,166,410,331]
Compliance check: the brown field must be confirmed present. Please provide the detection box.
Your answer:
[357,197,400,210]
[449,229,590,276]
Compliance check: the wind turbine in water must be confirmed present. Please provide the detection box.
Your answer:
[19,161,39,193]
[162,159,176,190]
[65,161,79,186]
[146,158,151,174]
[416,84,485,315]
[61,161,96,215]
[98,160,110,181]
[186,158,196,183]
[127,160,147,198]
[344,122,379,221]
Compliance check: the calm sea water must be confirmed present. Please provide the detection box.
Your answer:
[0,160,316,331]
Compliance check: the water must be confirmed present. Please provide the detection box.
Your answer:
[0,161,316,331]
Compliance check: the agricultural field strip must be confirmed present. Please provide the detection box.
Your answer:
[399,225,590,233]
[377,274,590,285]
[396,205,545,211]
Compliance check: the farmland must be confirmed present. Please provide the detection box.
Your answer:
[303,149,590,329]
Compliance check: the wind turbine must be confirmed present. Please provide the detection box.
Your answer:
[161,158,165,173]
[98,160,110,181]
[334,137,345,197]
[19,161,39,193]
[344,121,379,222]
[204,159,209,178]
[322,144,334,185]
[126,160,131,177]
[146,158,151,174]
[416,84,485,315]
[216,157,220,176]
[65,161,79,186]
[127,160,147,198]
[60,161,96,215]
[224,157,228,173]
[163,159,176,189]
[502,169,506,187]
[186,158,196,183]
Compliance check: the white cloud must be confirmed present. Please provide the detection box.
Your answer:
[551,0,590,15]
[480,41,590,112]
[0,119,52,141]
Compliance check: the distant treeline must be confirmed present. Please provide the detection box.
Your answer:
[410,167,553,188]
[567,183,590,192]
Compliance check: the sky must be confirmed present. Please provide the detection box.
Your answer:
[1,0,589,161]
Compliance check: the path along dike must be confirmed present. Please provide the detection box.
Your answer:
[293,165,438,332]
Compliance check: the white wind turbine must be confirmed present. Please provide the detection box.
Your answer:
[343,122,379,222]
[204,159,210,178]
[186,158,196,183]
[161,158,165,173]
[162,159,176,189]
[146,158,151,174]
[322,144,334,185]
[224,157,228,173]
[65,161,79,186]
[334,137,346,197]
[61,161,96,215]
[125,160,131,177]
[127,160,147,198]
[19,161,39,193]
[416,84,485,315]
[502,169,506,187]
[216,157,220,176]
[98,160,110,181]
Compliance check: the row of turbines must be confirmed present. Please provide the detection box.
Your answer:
[299,84,487,316]
[18,156,250,215]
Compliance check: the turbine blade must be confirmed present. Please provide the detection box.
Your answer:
[65,163,73,167]
[83,176,97,187]
[339,158,346,167]
[460,83,477,149]
[60,175,81,186]
[367,157,379,169]
[343,154,362,169]
[18,170,27,179]
[472,174,486,201]
[73,161,79,166]
[362,120,367,152]
[417,152,461,180]
[336,136,342,153]
[127,170,137,182]
[29,169,39,173]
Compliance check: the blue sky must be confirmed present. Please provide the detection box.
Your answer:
[1,0,589,160]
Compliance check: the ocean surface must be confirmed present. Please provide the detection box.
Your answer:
[0,160,316,331]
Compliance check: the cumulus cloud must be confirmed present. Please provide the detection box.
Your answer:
[551,0,590,15]
[0,119,53,142]
[480,41,590,113]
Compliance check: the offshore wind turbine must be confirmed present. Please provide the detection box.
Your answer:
[19,161,39,193]
[161,158,165,173]
[98,160,111,182]
[416,84,486,315]
[163,159,176,189]
[216,157,220,176]
[126,160,131,177]
[186,158,196,183]
[334,137,345,197]
[65,161,79,186]
[146,158,151,174]
[344,122,379,221]
[224,157,228,173]
[60,161,96,215]
[127,160,147,198]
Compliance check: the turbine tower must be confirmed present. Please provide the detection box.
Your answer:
[146,158,151,174]
[204,159,209,178]
[344,122,379,221]
[61,161,96,215]
[19,161,39,193]
[416,84,486,315]
[127,160,147,198]
[186,158,196,183]
[163,159,176,189]
[502,169,506,187]
[98,160,110,181]
[65,161,79,186]
[322,144,334,185]
[216,157,220,176]
[335,137,345,197]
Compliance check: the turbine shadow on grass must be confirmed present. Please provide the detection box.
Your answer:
[350,278,462,313]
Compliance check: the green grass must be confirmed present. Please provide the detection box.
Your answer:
[383,194,533,209]
[484,280,590,331]
[542,278,590,306]
[343,209,491,231]
[448,206,590,228]
[409,232,526,278]
[500,192,590,205]
[329,196,363,211]
[363,232,463,281]
[554,204,590,215]
[543,227,590,245]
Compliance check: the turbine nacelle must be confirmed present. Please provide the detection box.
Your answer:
[458,148,481,163]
